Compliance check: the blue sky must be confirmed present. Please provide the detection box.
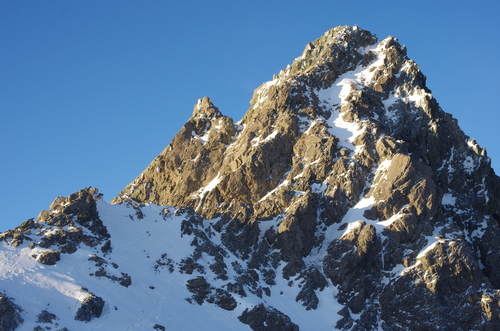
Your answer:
[1,1,499,232]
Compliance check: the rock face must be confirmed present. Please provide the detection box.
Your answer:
[74,292,105,322]
[0,187,110,256]
[111,25,500,330]
[0,295,23,331]
[239,304,299,331]
[2,26,500,330]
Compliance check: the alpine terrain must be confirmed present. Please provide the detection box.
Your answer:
[1,26,500,330]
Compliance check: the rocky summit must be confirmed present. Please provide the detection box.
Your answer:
[1,26,500,330]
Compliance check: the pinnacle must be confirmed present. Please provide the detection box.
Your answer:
[192,96,221,119]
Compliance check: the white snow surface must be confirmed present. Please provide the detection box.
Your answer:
[0,199,347,330]
[315,37,434,155]
[192,174,222,199]
[251,130,278,147]
[442,193,456,206]
[315,42,383,152]
[0,202,248,330]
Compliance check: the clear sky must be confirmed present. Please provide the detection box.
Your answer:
[1,1,499,232]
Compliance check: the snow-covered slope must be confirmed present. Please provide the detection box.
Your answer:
[0,192,345,330]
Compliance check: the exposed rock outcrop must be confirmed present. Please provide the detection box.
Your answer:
[238,304,299,331]
[0,187,110,261]
[75,291,105,322]
[34,250,61,265]
[0,295,23,331]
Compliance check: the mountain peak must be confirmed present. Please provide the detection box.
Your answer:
[112,25,466,221]
[192,96,221,119]
[2,26,500,330]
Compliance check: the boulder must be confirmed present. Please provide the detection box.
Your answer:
[238,304,299,331]
[35,250,61,265]
[75,292,105,322]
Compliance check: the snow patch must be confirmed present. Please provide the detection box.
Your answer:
[192,175,222,199]
[258,179,289,202]
[463,156,476,173]
[191,128,210,145]
[417,240,439,259]
[316,41,388,153]
[442,193,456,206]
[376,213,401,227]
[251,130,279,147]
